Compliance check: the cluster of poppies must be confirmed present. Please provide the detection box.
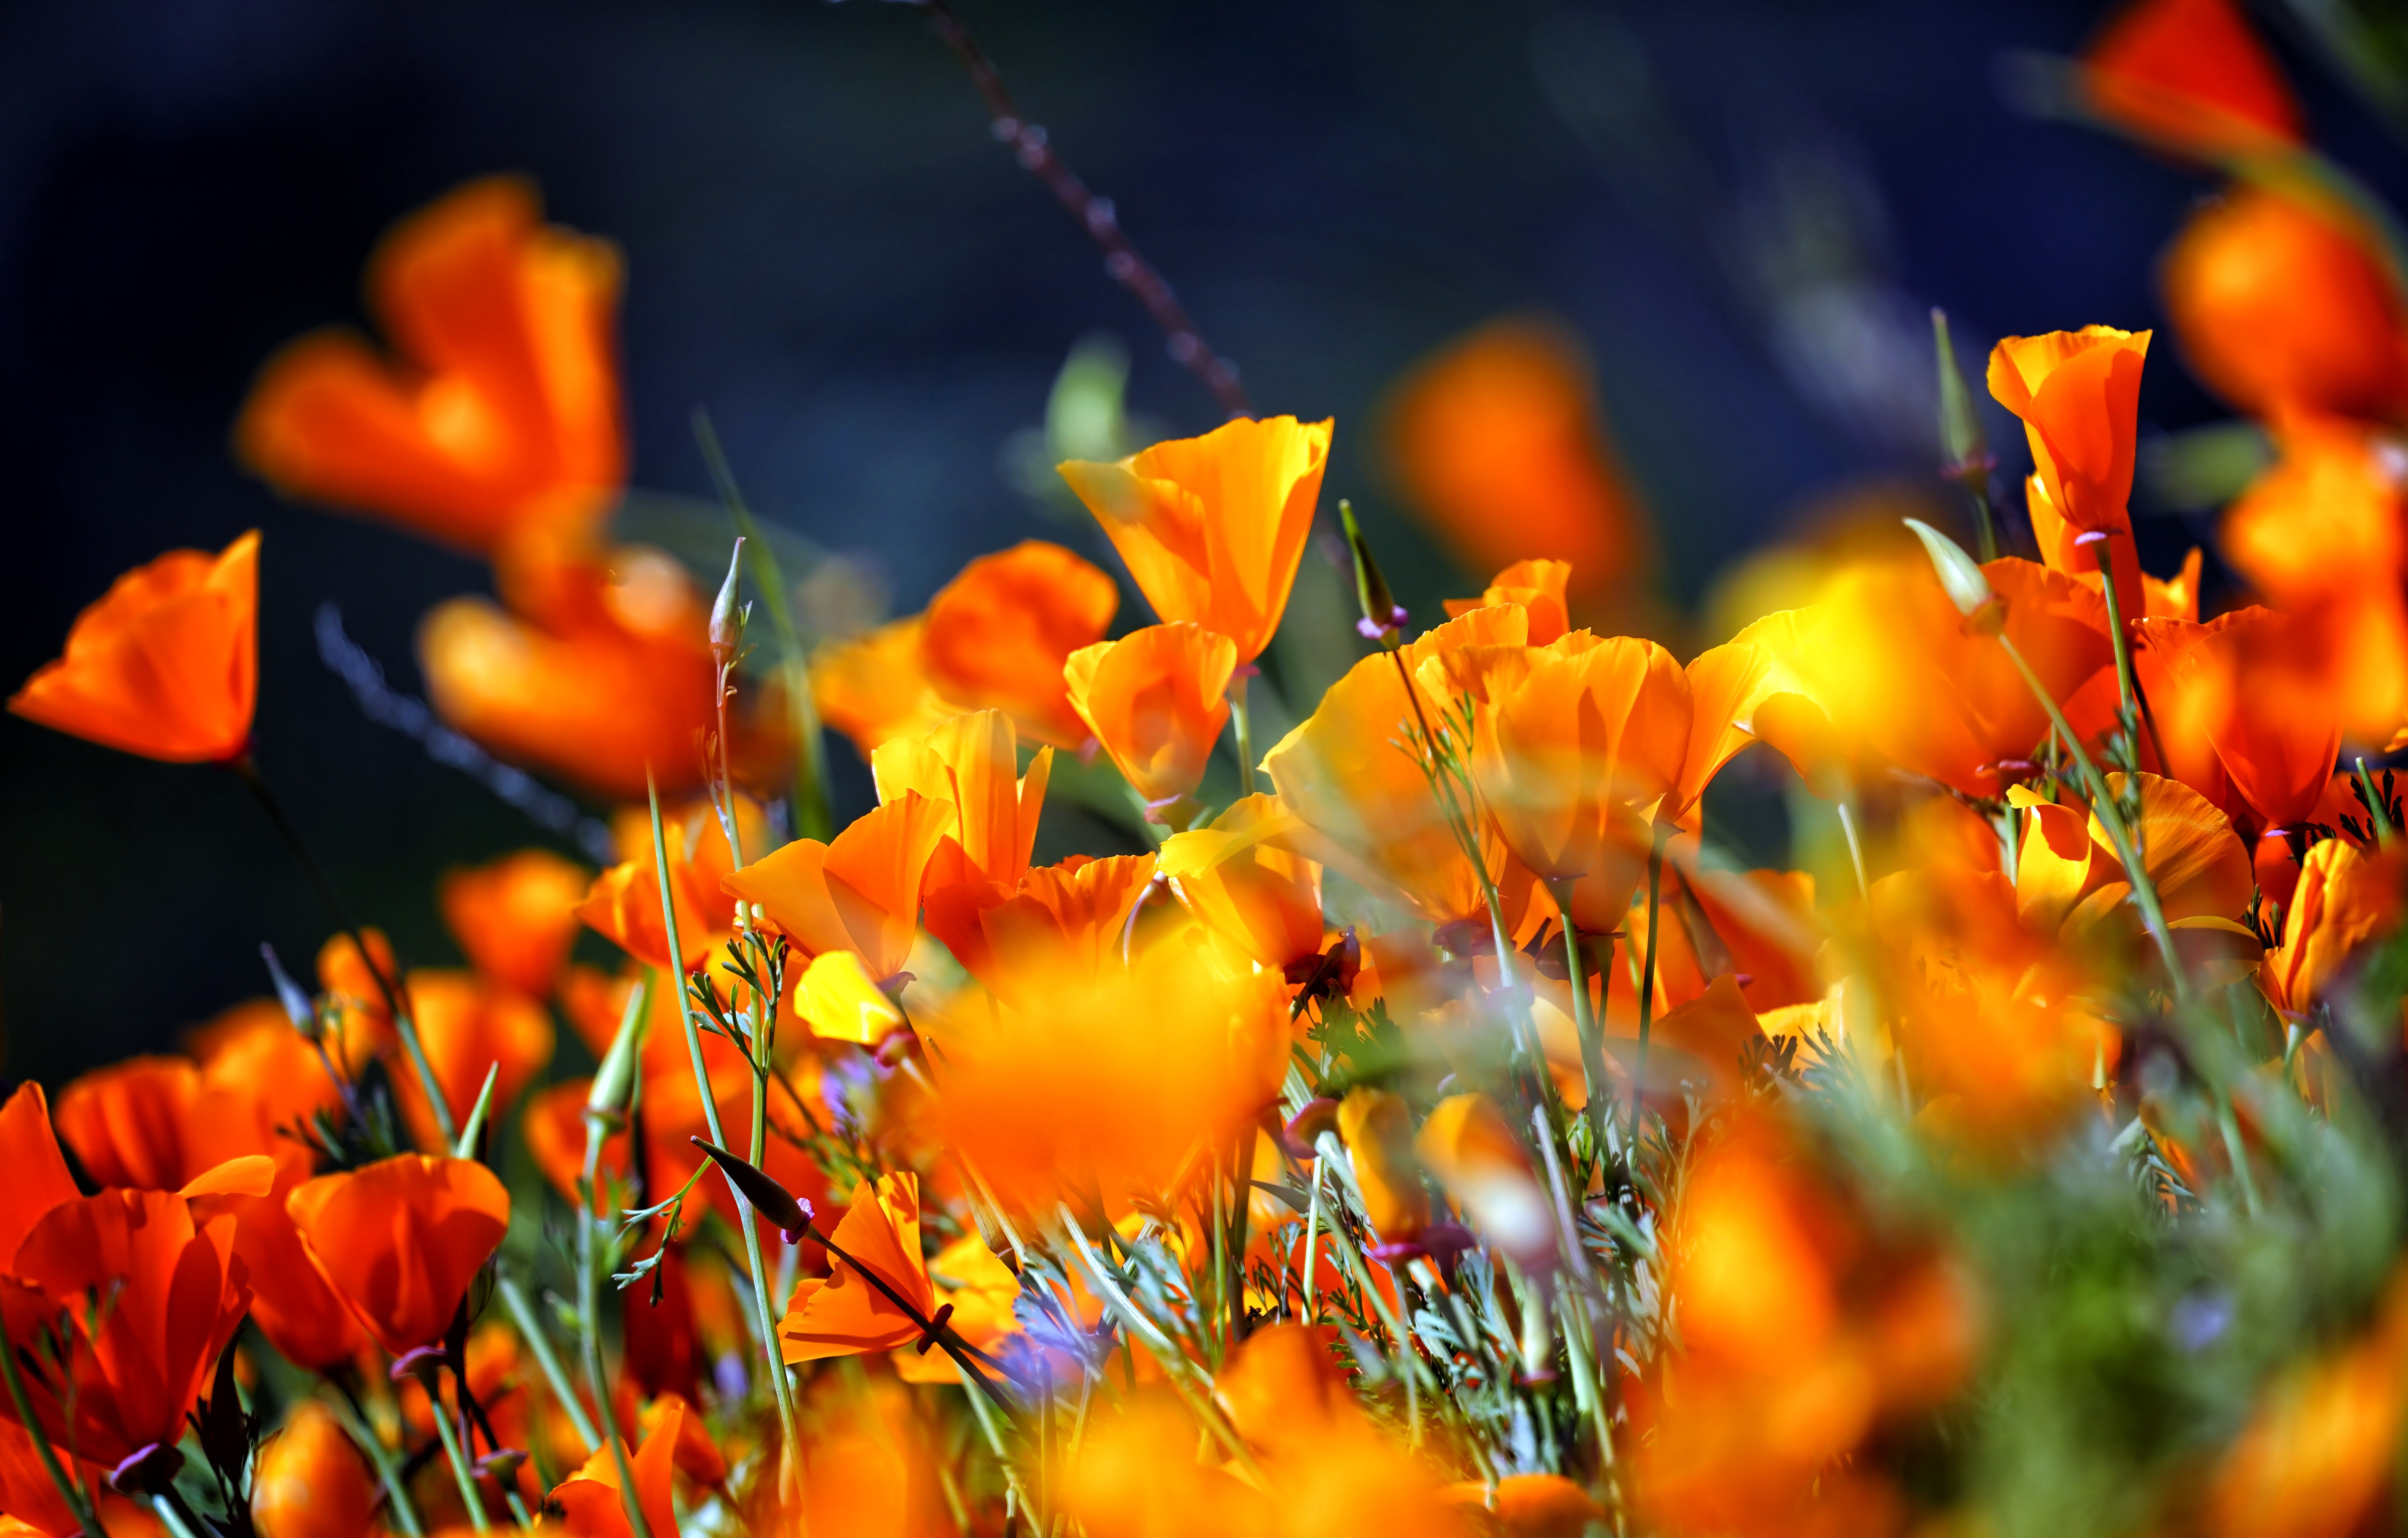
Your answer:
[11,0,2408,1533]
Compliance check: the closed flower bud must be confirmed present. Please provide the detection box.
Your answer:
[1904,518,1995,619]
[709,537,746,660]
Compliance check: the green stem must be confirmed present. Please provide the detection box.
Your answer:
[495,1272,601,1454]
[233,754,455,1145]
[429,1379,490,1532]
[1552,889,1616,1160]
[0,1321,104,1538]
[2090,545,2169,774]
[1229,668,1258,797]
[2356,756,2395,844]
[321,1393,427,1538]
[1629,824,1669,1135]
[646,775,803,1476]
[578,1113,653,1538]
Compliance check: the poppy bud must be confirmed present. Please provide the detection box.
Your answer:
[260,942,321,1040]
[1931,309,1991,488]
[709,536,747,660]
[1286,1097,1341,1149]
[689,1135,815,1240]
[1339,500,1408,647]
[1904,518,1996,619]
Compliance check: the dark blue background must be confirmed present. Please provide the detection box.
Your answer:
[3,0,2388,1086]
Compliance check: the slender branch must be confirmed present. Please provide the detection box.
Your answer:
[909,0,1253,418]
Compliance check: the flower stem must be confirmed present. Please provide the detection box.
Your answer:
[1229,668,1258,797]
[231,753,456,1146]
[429,1378,490,1532]
[645,772,803,1477]
[0,1324,105,1538]
[1551,889,1616,1160]
[578,1103,653,1538]
[495,1272,599,1452]
[1629,824,1670,1136]
[320,1392,427,1538]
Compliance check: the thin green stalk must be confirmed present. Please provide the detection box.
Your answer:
[576,1108,653,1538]
[1996,635,2186,991]
[1629,825,1669,1134]
[0,1322,104,1538]
[429,1382,490,1532]
[1298,1155,1326,1322]
[1229,668,1259,796]
[1835,800,1871,901]
[321,1392,427,1538]
[2356,756,2395,843]
[1552,891,1616,1158]
[147,1497,203,1538]
[496,1273,600,1453]
[2090,546,2170,774]
[1305,1137,1438,1394]
[645,773,803,1474]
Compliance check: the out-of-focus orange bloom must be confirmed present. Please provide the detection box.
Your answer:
[8,530,259,764]
[2206,1270,2408,1538]
[1742,558,2115,799]
[286,1154,511,1355]
[723,792,950,982]
[1064,622,1236,816]
[1989,328,2151,625]
[1159,795,1326,973]
[251,1401,378,1538]
[891,1233,1020,1386]
[2149,608,2347,833]
[1265,604,1541,931]
[387,968,554,1152]
[1415,1094,1553,1266]
[549,1394,683,1538]
[236,177,622,557]
[920,541,1118,750]
[318,928,401,1042]
[0,1189,250,1468]
[578,805,740,972]
[2081,0,2300,159]
[965,853,1160,1000]
[563,961,729,1087]
[873,709,1052,979]
[778,1376,965,1538]
[53,1057,200,1191]
[522,1079,627,1214]
[1337,1088,1430,1252]
[1445,558,1573,645]
[0,1087,81,1277]
[419,538,756,801]
[441,848,589,998]
[2164,188,2408,425]
[2262,839,2407,1016]
[1637,1114,1976,1537]
[1060,416,1332,664]
[779,1173,936,1362]
[922,942,1286,1210]
[810,616,966,761]
[1437,1475,1605,1538]
[0,1416,86,1538]
[1382,318,1646,602]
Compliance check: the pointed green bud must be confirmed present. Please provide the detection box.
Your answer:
[1932,309,1989,478]
[1340,500,1407,649]
[1904,518,2001,628]
[709,536,747,660]
[585,975,647,1129]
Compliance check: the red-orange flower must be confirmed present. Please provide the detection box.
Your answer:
[387,968,554,1152]
[0,1086,81,1273]
[1158,795,1326,974]
[441,848,590,998]
[919,541,1118,750]
[810,616,965,761]
[722,793,951,983]
[577,804,740,972]
[286,1154,511,1356]
[548,1394,684,1538]
[250,1402,379,1538]
[1059,415,1332,664]
[1063,622,1236,816]
[778,1173,936,1362]
[236,176,623,557]
[2082,0,2299,159]
[1988,328,2152,625]
[8,530,258,764]
[962,853,1161,1002]
[1444,558,1573,646]
[2147,608,2346,834]
[872,709,1052,980]
[1382,319,1648,603]
[0,1189,250,1468]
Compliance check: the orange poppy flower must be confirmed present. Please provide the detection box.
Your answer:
[1444,558,1573,645]
[251,1402,378,1538]
[386,968,554,1152]
[0,1189,250,1468]
[1414,1094,1552,1266]
[2010,773,2255,960]
[286,1154,511,1356]
[8,530,258,764]
[872,708,1053,975]
[548,1394,683,1538]
[1063,622,1236,816]
[235,176,622,558]
[919,540,1118,750]
[522,1079,626,1215]
[2163,188,2408,426]
[316,927,401,1043]
[808,616,966,763]
[1381,318,1647,601]
[1337,1088,1430,1252]
[418,537,757,801]
[921,942,1286,1210]
[577,812,736,973]
[1058,415,1331,665]
[441,848,590,998]
[2148,608,2346,833]
[1264,603,1541,931]
[52,1057,201,1192]
[1158,795,1326,973]
[964,853,1161,1000]
[1988,328,2151,625]
[0,1086,81,1272]
[890,1233,1021,1387]
[774,1377,964,1538]
[778,1173,937,1362]
[722,792,951,984]
[0,1416,86,1538]
[2081,0,2300,160]
[2261,839,2407,1016]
